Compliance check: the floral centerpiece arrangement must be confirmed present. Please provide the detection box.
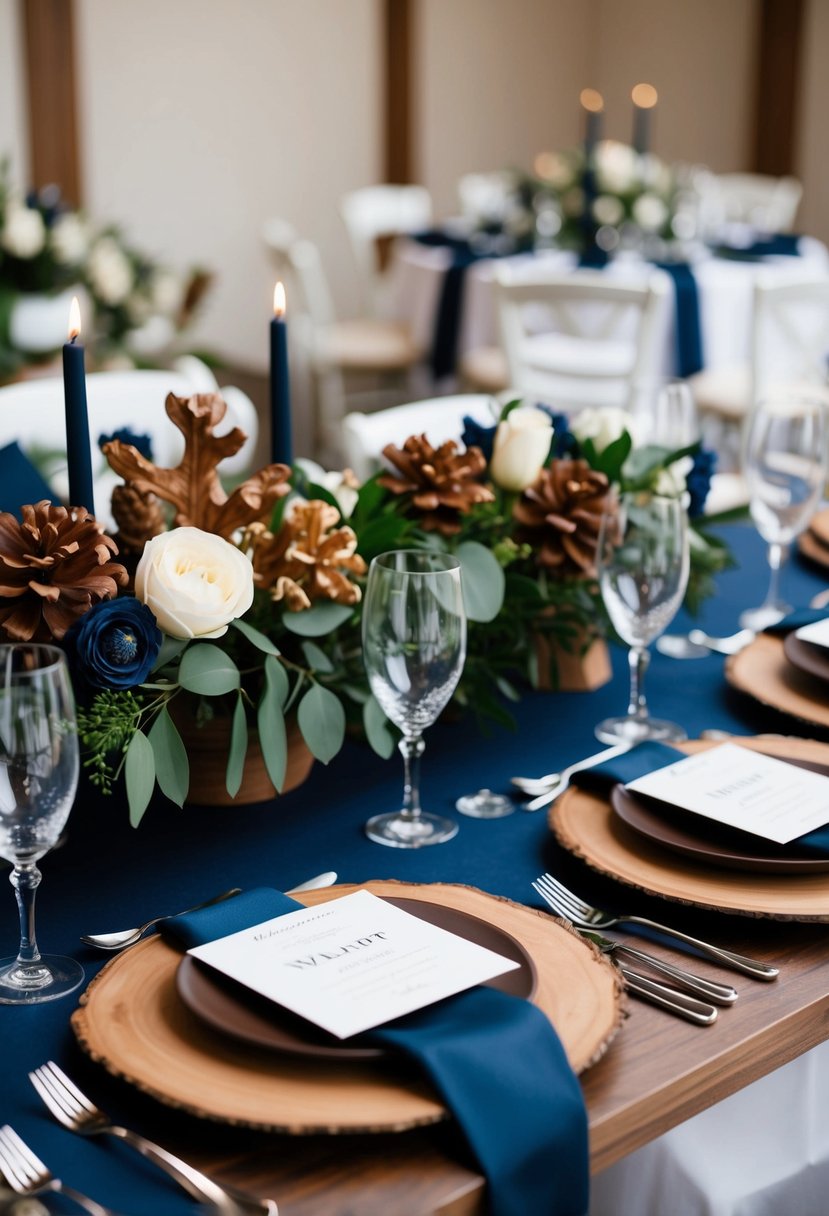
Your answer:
[0,158,210,379]
[0,389,734,825]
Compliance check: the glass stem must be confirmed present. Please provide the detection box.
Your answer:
[399,735,425,822]
[10,863,42,969]
[627,646,650,721]
[764,542,786,608]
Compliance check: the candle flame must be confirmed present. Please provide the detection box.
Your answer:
[580,88,604,113]
[273,281,286,318]
[68,295,81,341]
[631,83,658,109]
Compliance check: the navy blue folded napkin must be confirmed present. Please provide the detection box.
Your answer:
[163,887,589,1216]
[572,739,829,857]
[712,234,801,261]
[653,262,704,377]
[0,441,58,517]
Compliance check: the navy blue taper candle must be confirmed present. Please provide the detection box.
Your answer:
[62,296,95,515]
[632,82,658,156]
[269,281,292,466]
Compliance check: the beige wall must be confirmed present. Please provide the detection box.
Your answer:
[0,0,28,185]
[75,0,381,370]
[796,0,829,246]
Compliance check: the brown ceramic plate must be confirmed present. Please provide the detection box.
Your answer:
[783,631,829,684]
[610,753,829,874]
[176,895,537,1061]
[809,508,829,549]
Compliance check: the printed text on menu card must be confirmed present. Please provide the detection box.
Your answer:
[627,742,829,844]
[188,890,520,1038]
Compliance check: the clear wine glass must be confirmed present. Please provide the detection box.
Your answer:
[362,550,466,848]
[595,493,690,744]
[739,391,827,631]
[0,644,83,1004]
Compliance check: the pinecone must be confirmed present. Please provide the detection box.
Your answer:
[378,435,495,535]
[0,501,129,642]
[513,460,613,575]
[110,484,167,556]
[248,501,367,611]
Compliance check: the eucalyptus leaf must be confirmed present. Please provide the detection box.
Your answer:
[125,729,155,828]
[152,635,187,672]
[297,684,345,764]
[362,695,396,759]
[264,653,289,708]
[148,707,189,807]
[231,617,281,656]
[283,602,354,637]
[457,540,505,623]
[301,640,335,673]
[178,644,241,695]
[258,661,288,790]
[225,694,248,798]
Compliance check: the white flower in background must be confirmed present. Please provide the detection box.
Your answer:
[294,458,360,518]
[591,194,625,227]
[595,140,637,194]
[134,527,254,640]
[50,212,90,265]
[654,454,694,498]
[571,406,637,454]
[561,186,586,218]
[1,202,46,258]
[490,407,553,492]
[86,236,133,305]
[632,193,669,232]
[151,268,183,316]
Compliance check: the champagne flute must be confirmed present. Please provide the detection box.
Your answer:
[595,493,690,744]
[0,644,83,1004]
[739,391,827,631]
[362,550,466,848]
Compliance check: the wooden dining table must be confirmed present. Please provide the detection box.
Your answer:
[3,520,829,1215]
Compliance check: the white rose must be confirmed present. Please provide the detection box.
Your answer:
[50,212,89,265]
[489,407,553,492]
[595,141,637,194]
[1,203,46,258]
[295,458,360,518]
[632,193,669,232]
[591,194,624,227]
[654,454,694,498]
[134,527,254,640]
[571,406,635,453]
[87,237,134,305]
[151,268,183,315]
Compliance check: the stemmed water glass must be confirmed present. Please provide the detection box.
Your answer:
[0,644,83,1004]
[595,493,690,744]
[739,391,827,631]
[362,550,466,848]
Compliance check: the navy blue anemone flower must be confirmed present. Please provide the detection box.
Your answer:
[63,598,162,693]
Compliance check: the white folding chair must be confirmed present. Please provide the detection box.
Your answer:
[0,360,259,529]
[493,266,670,412]
[341,393,498,482]
[705,172,803,233]
[263,217,423,466]
[338,185,433,316]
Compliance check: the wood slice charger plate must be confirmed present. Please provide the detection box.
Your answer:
[798,507,829,570]
[71,880,623,1135]
[550,736,829,920]
[725,632,829,730]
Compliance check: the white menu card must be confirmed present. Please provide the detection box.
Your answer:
[626,743,829,844]
[795,619,829,650]
[188,889,520,1039]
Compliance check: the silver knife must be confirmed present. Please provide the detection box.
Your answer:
[580,927,738,1005]
[620,965,718,1024]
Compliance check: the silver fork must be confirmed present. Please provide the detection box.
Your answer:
[531,879,738,1005]
[0,1124,116,1216]
[511,741,633,804]
[534,874,779,981]
[29,1061,278,1215]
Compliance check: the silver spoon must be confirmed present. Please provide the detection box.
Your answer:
[511,741,632,799]
[80,871,338,951]
[656,628,755,659]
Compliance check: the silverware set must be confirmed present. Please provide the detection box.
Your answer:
[532,873,778,1024]
[0,1122,116,1216]
[511,741,632,809]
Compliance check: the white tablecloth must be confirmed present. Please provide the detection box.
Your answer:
[384,237,829,380]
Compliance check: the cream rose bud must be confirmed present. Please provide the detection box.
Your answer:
[489,407,553,492]
[571,406,635,454]
[2,204,46,258]
[134,527,254,640]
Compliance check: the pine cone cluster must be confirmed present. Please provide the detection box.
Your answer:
[0,502,128,642]
[248,501,367,612]
[110,484,167,557]
[378,435,494,535]
[513,460,613,576]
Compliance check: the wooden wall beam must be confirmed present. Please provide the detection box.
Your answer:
[21,0,82,205]
[383,0,413,183]
[751,0,804,176]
